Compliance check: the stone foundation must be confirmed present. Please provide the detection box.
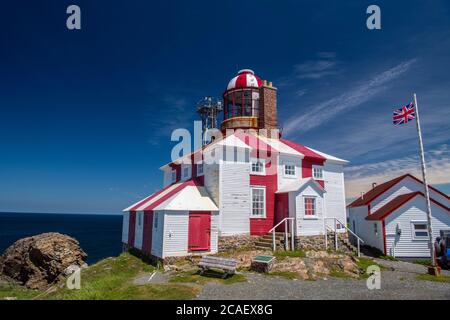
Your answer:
[218,235,259,252]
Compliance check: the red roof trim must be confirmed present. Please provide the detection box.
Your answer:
[348,173,450,208]
[366,191,450,221]
[280,139,326,162]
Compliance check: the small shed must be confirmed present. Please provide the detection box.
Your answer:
[122,179,219,259]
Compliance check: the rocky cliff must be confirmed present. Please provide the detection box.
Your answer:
[0,232,87,289]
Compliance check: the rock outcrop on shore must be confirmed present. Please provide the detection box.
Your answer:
[0,232,87,289]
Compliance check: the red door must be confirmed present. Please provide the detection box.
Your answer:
[274,194,289,232]
[188,211,211,252]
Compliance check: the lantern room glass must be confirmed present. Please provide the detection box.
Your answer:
[224,89,260,120]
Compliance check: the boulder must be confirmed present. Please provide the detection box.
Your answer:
[0,232,87,289]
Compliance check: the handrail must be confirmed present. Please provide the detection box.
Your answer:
[269,217,295,251]
[269,217,294,233]
[324,217,364,243]
[324,217,364,257]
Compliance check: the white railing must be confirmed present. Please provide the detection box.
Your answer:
[269,217,295,251]
[324,217,364,257]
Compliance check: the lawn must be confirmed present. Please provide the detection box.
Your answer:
[0,253,200,300]
[169,269,247,285]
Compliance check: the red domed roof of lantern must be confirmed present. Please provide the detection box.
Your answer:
[226,69,263,92]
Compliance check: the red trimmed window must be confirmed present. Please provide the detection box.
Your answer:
[304,197,316,216]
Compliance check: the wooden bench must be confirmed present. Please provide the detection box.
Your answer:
[198,256,237,278]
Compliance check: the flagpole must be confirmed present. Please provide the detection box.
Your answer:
[413,93,436,270]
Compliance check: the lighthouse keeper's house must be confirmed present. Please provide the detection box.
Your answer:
[122,69,349,260]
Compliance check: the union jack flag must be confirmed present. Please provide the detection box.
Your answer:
[393,103,415,125]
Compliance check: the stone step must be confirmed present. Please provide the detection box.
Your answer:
[257,238,279,244]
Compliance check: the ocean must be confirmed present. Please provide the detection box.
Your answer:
[0,212,123,264]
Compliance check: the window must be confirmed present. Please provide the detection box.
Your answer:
[284,164,296,177]
[313,166,323,180]
[137,212,142,227]
[197,163,204,176]
[171,169,177,183]
[182,166,190,179]
[304,197,316,216]
[251,158,265,175]
[251,187,266,218]
[374,223,378,235]
[154,213,158,229]
[412,222,428,239]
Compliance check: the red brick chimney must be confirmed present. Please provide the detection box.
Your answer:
[259,80,278,131]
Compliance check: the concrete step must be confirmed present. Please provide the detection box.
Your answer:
[257,238,279,244]
[255,241,278,248]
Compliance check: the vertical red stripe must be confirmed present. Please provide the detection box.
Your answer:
[382,220,387,255]
[128,211,136,247]
[141,211,153,255]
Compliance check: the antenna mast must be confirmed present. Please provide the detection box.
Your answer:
[196,96,223,145]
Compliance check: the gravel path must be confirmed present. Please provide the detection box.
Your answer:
[196,261,450,300]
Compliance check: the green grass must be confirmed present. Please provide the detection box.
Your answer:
[169,269,247,285]
[266,271,299,280]
[273,249,306,259]
[354,257,386,279]
[329,270,352,279]
[379,255,398,261]
[0,283,39,300]
[413,259,432,266]
[1,253,200,300]
[416,274,450,283]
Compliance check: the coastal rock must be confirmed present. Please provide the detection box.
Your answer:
[0,232,87,289]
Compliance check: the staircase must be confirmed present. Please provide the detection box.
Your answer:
[324,217,364,257]
[326,231,359,255]
[255,232,287,251]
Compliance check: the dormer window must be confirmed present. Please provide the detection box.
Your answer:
[197,163,204,176]
[182,166,190,179]
[284,164,296,177]
[251,158,265,175]
[313,166,323,180]
[171,169,177,183]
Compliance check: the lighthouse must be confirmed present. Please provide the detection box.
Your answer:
[122,68,349,262]
[222,69,278,132]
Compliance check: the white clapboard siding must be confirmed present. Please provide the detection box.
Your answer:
[151,211,164,258]
[163,168,172,188]
[204,163,220,206]
[371,176,450,212]
[323,163,346,225]
[295,184,324,236]
[134,211,144,250]
[385,197,450,258]
[277,154,302,191]
[122,212,129,243]
[162,210,189,258]
[348,205,383,250]
[210,213,219,254]
[219,161,251,235]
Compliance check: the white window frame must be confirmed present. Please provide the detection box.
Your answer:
[250,186,266,218]
[196,163,204,176]
[312,166,323,180]
[303,196,318,219]
[411,221,429,240]
[137,212,142,227]
[250,158,266,175]
[171,169,177,183]
[283,163,296,178]
[182,165,190,180]
[153,213,158,229]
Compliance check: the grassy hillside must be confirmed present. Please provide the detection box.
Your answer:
[0,253,200,300]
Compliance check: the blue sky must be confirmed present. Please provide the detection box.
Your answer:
[1,0,449,214]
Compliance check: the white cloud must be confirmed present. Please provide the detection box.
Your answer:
[293,53,340,79]
[283,59,417,135]
[345,144,450,199]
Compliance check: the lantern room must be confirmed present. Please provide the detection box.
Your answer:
[221,69,262,130]
[221,69,278,132]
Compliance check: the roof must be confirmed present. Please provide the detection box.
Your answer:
[123,179,217,212]
[160,132,348,169]
[226,69,262,92]
[366,191,450,221]
[348,173,450,208]
[276,178,325,193]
